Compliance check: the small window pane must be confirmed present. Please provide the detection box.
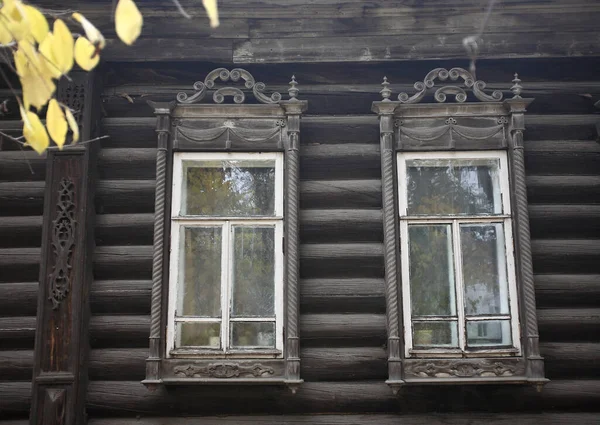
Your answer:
[413,321,459,347]
[175,322,221,348]
[409,225,456,316]
[231,226,275,318]
[182,159,276,216]
[178,226,222,317]
[466,320,512,347]
[461,223,510,315]
[406,158,501,215]
[230,322,275,348]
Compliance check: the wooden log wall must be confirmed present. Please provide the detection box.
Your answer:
[1,57,599,423]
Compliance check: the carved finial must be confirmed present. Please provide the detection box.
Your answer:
[288,75,299,100]
[380,76,392,101]
[511,73,523,99]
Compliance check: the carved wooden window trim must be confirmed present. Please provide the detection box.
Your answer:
[142,68,307,392]
[372,68,547,393]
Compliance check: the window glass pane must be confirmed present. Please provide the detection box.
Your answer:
[409,225,456,316]
[466,320,512,347]
[230,322,275,348]
[413,321,458,347]
[178,226,222,317]
[231,226,275,318]
[461,223,510,315]
[406,158,501,215]
[182,159,276,216]
[175,322,221,348]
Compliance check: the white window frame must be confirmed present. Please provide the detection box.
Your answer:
[397,150,521,358]
[167,151,284,358]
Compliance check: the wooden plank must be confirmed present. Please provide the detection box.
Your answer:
[82,413,600,425]
[301,144,381,180]
[300,180,382,209]
[233,32,600,64]
[542,342,600,379]
[525,140,600,175]
[299,243,385,278]
[95,214,154,246]
[300,278,385,313]
[527,176,600,204]
[0,282,38,317]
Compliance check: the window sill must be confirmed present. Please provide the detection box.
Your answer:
[408,347,519,358]
[169,348,283,359]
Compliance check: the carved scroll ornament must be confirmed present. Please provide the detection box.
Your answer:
[177,68,284,104]
[174,362,275,379]
[381,67,504,104]
[48,178,77,310]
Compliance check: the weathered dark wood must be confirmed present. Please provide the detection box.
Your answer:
[537,308,600,341]
[95,214,154,246]
[234,32,600,64]
[300,180,382,209]
[300,278,385,313]
[0,182,45,216]
[300,144,381,180]
[0,248,40,283]
[0,282,38,317]
[299,243,384,278]
[30,72,101,425]
[531,240,600,274]
[529,205,600,239]
[0,217,43,248]
[81,413,600,425]
[300,209,383,243]
[526,176,600,204]
[90,280,151,315]
[83,379,600,414]
[534,274,600,308]
[0,151,46,181]
[4,341,596,383]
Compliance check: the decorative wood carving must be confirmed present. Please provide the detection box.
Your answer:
[383,67,503,104]
[144,70,307,392]
[174,363,275,379]
[406,359,524,379]
[372,68,547,393]
[47,179,76,310]
[30,72,101,425]
[177,68,282,104]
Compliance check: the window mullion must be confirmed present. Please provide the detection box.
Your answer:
[221,221,231,352]
[452,219,466,351]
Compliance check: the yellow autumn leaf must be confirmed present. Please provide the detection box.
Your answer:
[202,0,220,28]
[115,0,142,45]
[51,19,74,75]
[23,5,48,44]
[23,110,49,154]
[38,34,62,79]
[46,99,67,148]
[72,12,105,49]
[0,18,14,44]
[2,0,30,42]
[21,72,55,110]
[74,36,99,71]
[65,107,79,143]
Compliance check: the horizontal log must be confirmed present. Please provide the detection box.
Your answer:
[0,150,46,181]
[0,282,37,317]
[300,278,385,313]
[300,180,382,209]
[301,144,380,180]
[524,140,600,175]
[233,31,600,64]
[534,274,600,308]
[85,379,600,415]
[300,209,383,243]
[0,181,45,216]
[531,239,600,274]
[91,280,152,315]
[2,338,599,384]
[529,205,600,239]
[527,176,600,205]
[0,216,42,248]
[0,248,39,283]
[300,243,385,278]
[101,80,600,117]
[82,413,600,425]
[537,308,600,342]
[104,38,233,62]
[96,214,154,246]
[100,115,600,151]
